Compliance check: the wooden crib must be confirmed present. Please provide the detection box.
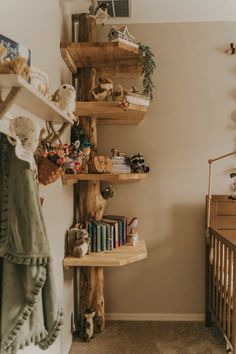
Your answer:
[206,195,236,353]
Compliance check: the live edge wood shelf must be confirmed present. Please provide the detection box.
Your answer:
[62,173,147,186]
[76,101,146,125]
[63,240,147,269]
[0,74,72,123]
[60,41,143,78]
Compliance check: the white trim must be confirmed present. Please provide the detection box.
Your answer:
[105,313,205,322]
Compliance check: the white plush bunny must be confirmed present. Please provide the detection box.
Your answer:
[52,84,76,120]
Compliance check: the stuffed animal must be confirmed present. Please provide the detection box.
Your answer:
[90,78,113,101]
[0,56,30,81]
[0,44,7,62]
[82,308,96,342]
[129,153,150,173]
[67,227,90,258]
[52,84,76,119]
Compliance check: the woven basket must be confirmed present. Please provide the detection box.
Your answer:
[37,157,63,185]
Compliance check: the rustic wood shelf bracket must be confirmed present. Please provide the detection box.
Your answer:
[0,87,20,119]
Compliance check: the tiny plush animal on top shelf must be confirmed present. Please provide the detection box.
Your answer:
[88,0,110,25]
[52,84,76,120]
[129,153,150,173]
[90,78,113,101]
[81,308,96,342]
[126,217,139,246]
[0,45,30,81]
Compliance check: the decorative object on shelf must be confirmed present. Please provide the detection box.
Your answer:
[68,226,90,258]
[129,153,150,173]
[52,84,76,120]
[37,143,67,185]
[108,25,138,49]
[125,86,150,107]
[0,55,30,81]
[90,78,113,101]
[89,155,112,174]
[111,148,118,157]
[111,152,131,173]
[138,42,156,101]
[0,43,7,61]
[88,0,110,25]
[81,308,96,342]
[225,42,235,55]
[113,84,125,102]
[0,34,31,65]
[126,217,139,246]
[101,185,115,199]
[80,141,91,173]
[30,65,49,97]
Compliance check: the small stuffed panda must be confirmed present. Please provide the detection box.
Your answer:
[129,153,150,173]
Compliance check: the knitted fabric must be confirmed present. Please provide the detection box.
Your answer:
[0,134,64,354]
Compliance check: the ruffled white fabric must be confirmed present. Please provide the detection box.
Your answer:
[0,114,41,171]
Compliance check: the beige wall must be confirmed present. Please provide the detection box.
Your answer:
[96,22,236,317]
[0,1,74,353]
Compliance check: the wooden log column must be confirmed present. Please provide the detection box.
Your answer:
[75,14,106,334]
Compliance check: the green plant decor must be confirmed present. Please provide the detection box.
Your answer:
[138,43,156,101]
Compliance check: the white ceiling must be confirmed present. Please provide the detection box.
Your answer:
[62,0,236,23]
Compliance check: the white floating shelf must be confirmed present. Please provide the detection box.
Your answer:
[0,74,73,123]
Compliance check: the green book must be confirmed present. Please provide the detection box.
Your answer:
[100,223,107,251]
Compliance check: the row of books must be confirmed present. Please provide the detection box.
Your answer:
[87,215,127,252]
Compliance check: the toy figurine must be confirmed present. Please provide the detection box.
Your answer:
[80,141,91,173]
[88,1,110,25]
[129,153,150,173]
[90,78,113,101]
[126,217,139,246]
[68,227,90,258]
[82,308,96,342]
[52,84,76,120]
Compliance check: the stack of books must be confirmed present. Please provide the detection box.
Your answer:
[87,215,127,252]
[111,156,131,174]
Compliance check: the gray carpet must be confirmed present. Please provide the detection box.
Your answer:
[69,321,226,354]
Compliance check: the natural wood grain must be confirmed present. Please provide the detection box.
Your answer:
[62,173,147,186]
[76,101,146,125]
[0,74,72,123]
[60,41,143,78]
[63,240,147,268]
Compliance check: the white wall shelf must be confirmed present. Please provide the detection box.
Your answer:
[0,74,73,123]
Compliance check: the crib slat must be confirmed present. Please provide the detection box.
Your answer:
[216,239,219,319]
[219,241,223,324]
[223,245,228,332]
[227,250,233,339]
[232,253,236,350]
[212,237,216,312]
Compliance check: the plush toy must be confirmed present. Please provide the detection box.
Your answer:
[129,153,150,173]
[52,84,76,119]
[67,227,90,258]
[0,55,30,81]
[0,44,7,62]
[126,217,139,246]
[82,308,96,342]
[88,1,110,25]
[90,78,113,101]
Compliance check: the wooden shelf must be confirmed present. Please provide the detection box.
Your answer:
[62,173,147,186]
[60,41,143,78]
[0,75,73,123]
[63,240,147,268]
[76,101,146,125]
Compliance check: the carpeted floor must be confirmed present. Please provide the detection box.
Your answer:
[69,321,226,354]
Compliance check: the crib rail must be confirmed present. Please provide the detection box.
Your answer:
[207,228,236,349]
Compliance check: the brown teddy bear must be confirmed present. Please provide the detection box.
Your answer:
[0,46,30,81]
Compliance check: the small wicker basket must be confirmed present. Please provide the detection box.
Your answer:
[37,157,63,185]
